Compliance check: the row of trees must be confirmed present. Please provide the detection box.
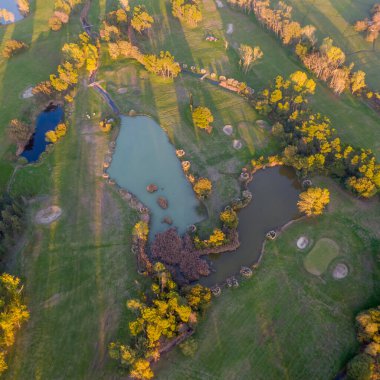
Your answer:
[0,274,29,374]
[355,4,380,43]
[49,0,83,31]
[171,0,202,27]
[255,71,380,198]
[228,0,380,101]
[109,263,211,379]
[344,306,379,380]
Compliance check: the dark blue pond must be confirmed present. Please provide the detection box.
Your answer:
[21,106,64,163]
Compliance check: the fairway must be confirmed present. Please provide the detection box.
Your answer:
[303,238,340,276]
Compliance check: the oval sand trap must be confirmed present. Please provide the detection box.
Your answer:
[303,238,339,276]
[297,236,309,249]
[35,206,62,224]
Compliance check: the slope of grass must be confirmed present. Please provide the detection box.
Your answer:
[303,238,340,275]
[156,179,380,380]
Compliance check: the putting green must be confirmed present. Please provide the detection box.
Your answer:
[303,238,340,276]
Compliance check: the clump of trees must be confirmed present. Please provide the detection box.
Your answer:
[2,40,28,59]
[49,0,83,31]
[45,123,67,143]
[131,5,154,33]
[141,51,181,78]
[171,0,202,27]
[355,4,380,43]
[343,306,380,380]
[192,106,214,131]
[16,0,30,16]
[0,9,15,24]
[255,71,380,198]
[297,187,330,217]
[193,228,227,249]
[109,263,211,379]
[7,119,33,153]
[238,43,263,73]
[151,229,210,281]
[193,177,212,198]
[0,273,29,374]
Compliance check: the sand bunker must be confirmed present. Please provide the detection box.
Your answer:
[233,139,242,149]
[216,0,224,8]
[332,263,348,279]
[35,206,62,224]
[117,88,128,94]
[223,125,233,136]
[226,23,234,34]
[297,236,309,249]
[22,86,34,99]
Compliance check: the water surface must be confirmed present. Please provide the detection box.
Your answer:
[22,106,64,163]
[108,116,204,238]
[0,0,23,23]
[201,166,301,286]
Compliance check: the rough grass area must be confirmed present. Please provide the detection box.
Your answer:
[156,179,380,380]
[303,238,340,276]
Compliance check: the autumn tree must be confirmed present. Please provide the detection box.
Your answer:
[193,177,212,197]
[350,70,367,94]
[192,107,213,131]
[297,187,330,216]
[141,51,181,78]
[171,0,202,27]
[238,44,263,73]
[131,6,154,33]
[2,40,28,58]
[17,0,30,15]
[7,119,33,150]
[220,209,238,229]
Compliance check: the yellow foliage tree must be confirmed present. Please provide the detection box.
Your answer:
[297,187,330,216]
[193,178,212,197]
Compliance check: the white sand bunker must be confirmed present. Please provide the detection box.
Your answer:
[22,86,34,99]
[216,0,224,8]
[35,206,62,224]
[233,139,242,149]
[226,23,234,34]
[223,124,233,136]
[297,236,309,249]
[117,88,128,94]
[332,263,348,279]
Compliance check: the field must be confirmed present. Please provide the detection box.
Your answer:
[0,0,379,379]
[303,238,340,276]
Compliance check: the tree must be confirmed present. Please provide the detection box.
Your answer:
[297,187,330,216]
[131,6,154,33]
[17,0,30,15]
[171,0,202,27]
[48,15,63,31]
[7,119,33,149]
[193,178,212,197]
[2,40,28,58]
[351,71,367,94]
[347,354,374,380]
[192,107,213,131]
[220,209,238,229]
[238,44,263,73]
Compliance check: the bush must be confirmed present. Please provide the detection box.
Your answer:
[193,178,212,198]
[192,107,213,131]
[347,354,374,380]
[179,338,198,357]
[49,16,63,31]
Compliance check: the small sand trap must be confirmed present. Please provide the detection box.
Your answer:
[233,139,242,149]
[297,236,309,250]
[22,86,34,99]
[226,23,234,34]
[332,263,348,279]
[117,88,128,94]
[35,206,62,224]
[223,125,233,136]
[216,0,224,8]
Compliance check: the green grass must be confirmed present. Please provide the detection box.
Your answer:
[303,238,340,276]
[156,179,380,379]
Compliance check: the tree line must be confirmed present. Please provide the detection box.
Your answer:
[254,70,380,198]
[227,0,380,109]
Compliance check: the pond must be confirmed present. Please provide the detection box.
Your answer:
[21,106,64,163]
[107,116,204,239]
[0,0,24,24]
[200,166,302,286]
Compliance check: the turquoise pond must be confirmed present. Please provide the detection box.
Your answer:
[0,1,23,23]
[107,116,204,239]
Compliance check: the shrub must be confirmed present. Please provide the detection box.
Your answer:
[297,187,330,216]
[49,15,63,31]
[347,354,374,380]
[193,178,212,198]
[220,209,238,229]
